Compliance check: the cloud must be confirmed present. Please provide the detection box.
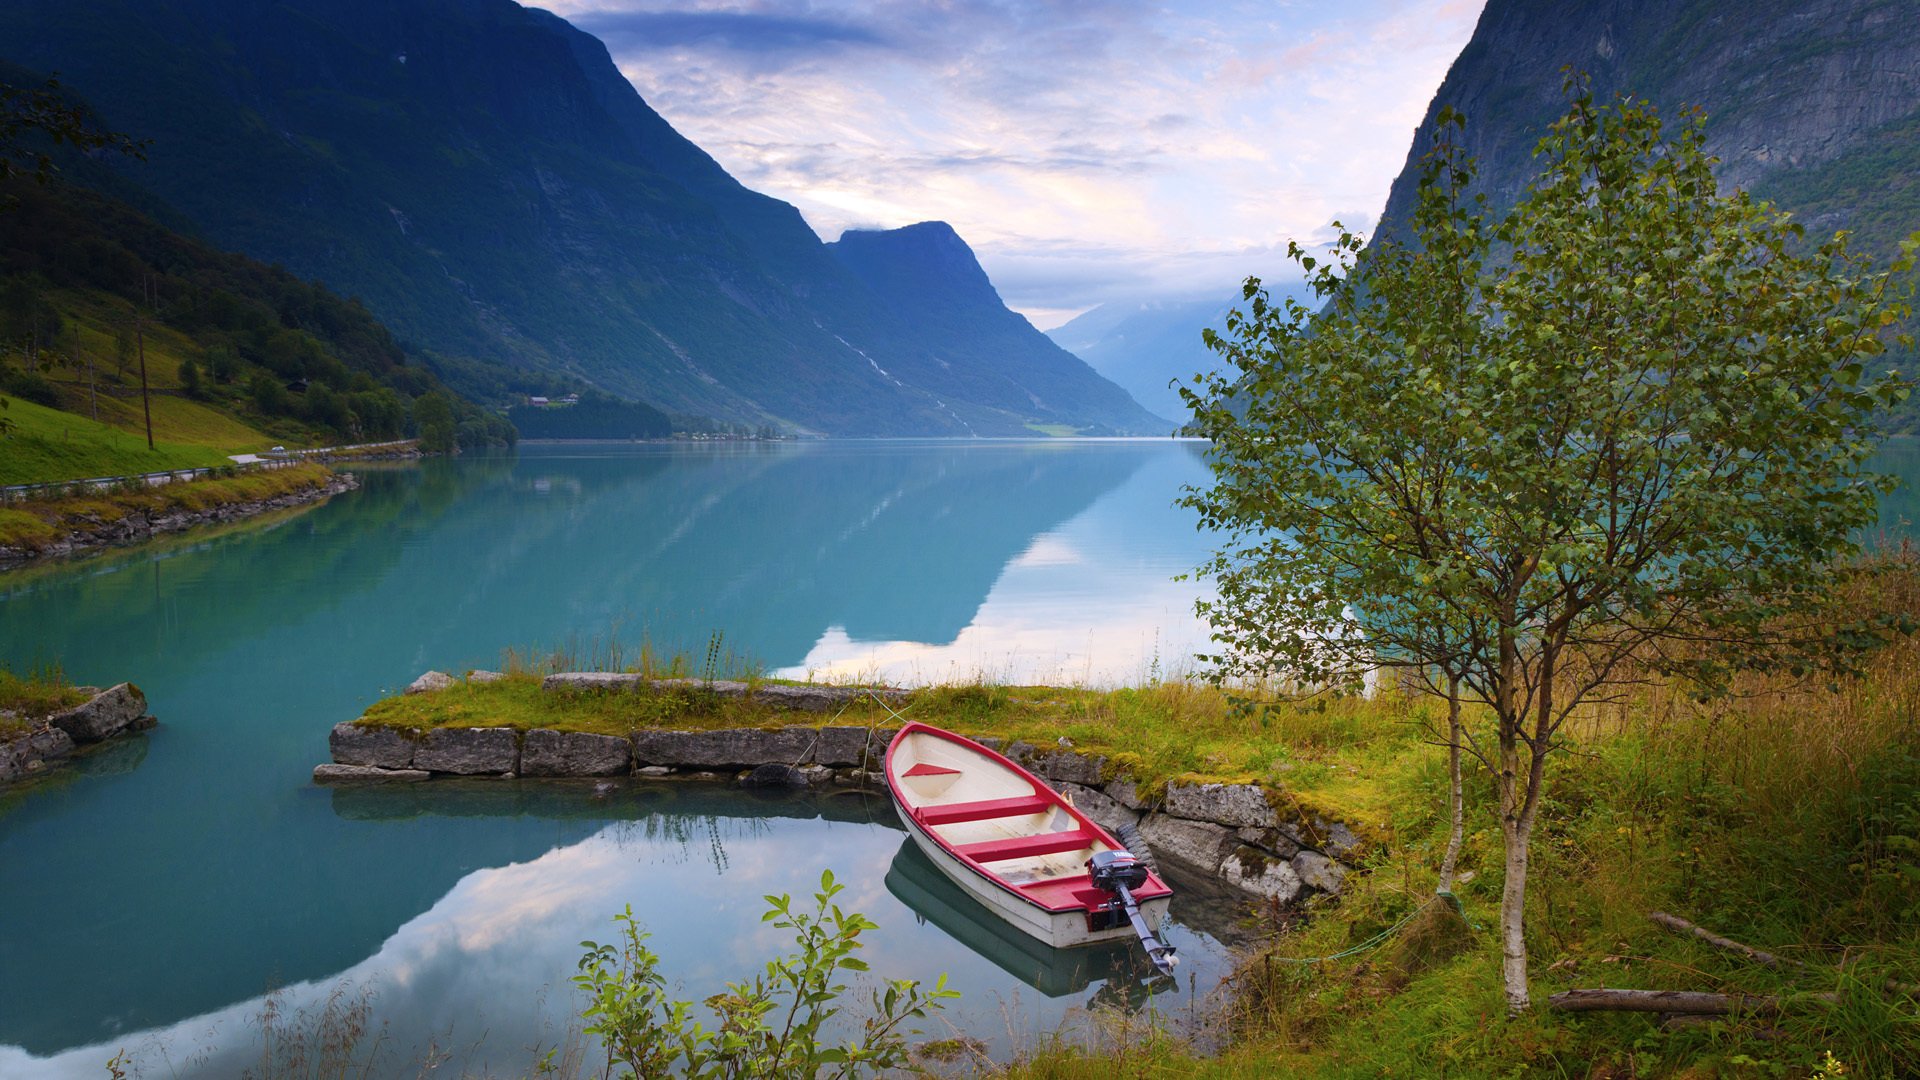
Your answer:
[540,0,1487,319]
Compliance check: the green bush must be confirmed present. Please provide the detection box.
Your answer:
[573,870,956,1079]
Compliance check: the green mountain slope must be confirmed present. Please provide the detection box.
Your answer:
[0,0,1163,436]
[1374,0,1920,429]
[0,175,514,479]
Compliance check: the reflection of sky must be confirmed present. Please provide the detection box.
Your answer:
[0,814,1233,1079]
[778,441,1217,685]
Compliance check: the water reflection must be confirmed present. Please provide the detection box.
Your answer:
[0,787,1235,1079]
[0,441,1222,1067]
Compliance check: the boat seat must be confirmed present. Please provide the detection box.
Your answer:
[916,793,1053,826]
[957,829,1093,863]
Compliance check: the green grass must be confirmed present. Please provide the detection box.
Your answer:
[0,665,88,739]
[0,395,239,485]
[360,555,1920,1078]
[0,463,340,551]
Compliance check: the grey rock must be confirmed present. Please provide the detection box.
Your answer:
[520,729,632,777]
[976,736,1005,751]
[1314,819,1363,861]
[50,683,149,742]
[1137,813,1235,874]
[1,727,76,783]
[1293,850,1349,894]
[1163,782,1279,829]
[812,726,895,767]
[1003,740,1038,765]
[742,763,807,788]
[636,765,675,777]
[1105,777,1154,810]
[649,678,750,698]
[467,669,506,684]
[752,684,860,712]
[797,764,834,786]
[406,670,456,695]
[632,727,816,768]
[1035,750,1105,786]
[415,727,520,775]
[1236,826,1303,860]
[329,723,417,769]
[1222,846,1304,903]
[1059,782,1140,832]
[542,672,647,693]
[313,763,430,783]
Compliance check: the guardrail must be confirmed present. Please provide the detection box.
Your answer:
[0,439,418,503]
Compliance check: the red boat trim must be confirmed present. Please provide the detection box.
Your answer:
[914,793,1056,826]
[884,721,1172,914]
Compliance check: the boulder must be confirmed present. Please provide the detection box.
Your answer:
[635,765,675,777]
[1105,776,1154,810]
[542,672,646,692]
[329,723,417,769]
[741,763,807,788]
[1,727,76,782]
[796,764,835,786]
[1236,826,1302,860]
[520,730,631,777]
[414,727,520,775]
[467,670,506,684]
[1293,850,1349,894]
[1222,846,1304,903]
[1058,783,1139,832]
[1137,813,1235,874]
[406,670,456,695]
[1034,750,1105,786]
[812,726,894,767]
[1163,782,1279,829]
[632,727,816,769]
[313,763,430,783]
[50,683,149,742]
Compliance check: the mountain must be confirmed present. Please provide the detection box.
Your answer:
[1048,292,1322,422]
[0,0,1164,436]
[828,223,1170,434]
[1375,0,1920,427]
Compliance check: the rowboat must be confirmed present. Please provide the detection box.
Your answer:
[883,721,1177,972]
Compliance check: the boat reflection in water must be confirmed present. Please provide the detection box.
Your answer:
[884,839,1180,1006]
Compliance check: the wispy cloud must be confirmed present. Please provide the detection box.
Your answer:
[542,0,1485,325]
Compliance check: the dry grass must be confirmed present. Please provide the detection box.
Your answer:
[0,464,340,552]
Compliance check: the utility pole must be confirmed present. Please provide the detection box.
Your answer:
[137,276,154,450]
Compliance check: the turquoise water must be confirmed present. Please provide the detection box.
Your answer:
[0,440,1236,1078]
[2,435,1912,1078]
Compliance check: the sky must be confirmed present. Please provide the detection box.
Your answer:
[538,0,1486,328]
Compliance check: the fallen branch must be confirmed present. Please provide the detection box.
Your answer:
[1648,911,1919,996]
[1547,988,1836,1016]
[1648,912,1788,968]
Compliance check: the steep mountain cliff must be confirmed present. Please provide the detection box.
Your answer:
[0,0,1162,436]
[828,223,1169,434]
[1376,0,1920,431]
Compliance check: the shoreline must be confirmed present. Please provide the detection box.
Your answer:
[0,467,360,570]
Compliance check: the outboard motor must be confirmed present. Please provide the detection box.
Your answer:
[1088,849,1178,976]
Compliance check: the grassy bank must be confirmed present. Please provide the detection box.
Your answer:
[349,554,1919,1077]
[0,666,87,740]
[0,462,342,554]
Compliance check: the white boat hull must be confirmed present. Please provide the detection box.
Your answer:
[897,806,1171,949]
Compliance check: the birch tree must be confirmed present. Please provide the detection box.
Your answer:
[1183,90,1912,1013]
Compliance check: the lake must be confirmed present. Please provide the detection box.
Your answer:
[0,439,1236,1078]
[1,435,1913,1078]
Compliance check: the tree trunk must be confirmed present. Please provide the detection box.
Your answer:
[1499,806,1532,1012]
[1437,673,1465,894]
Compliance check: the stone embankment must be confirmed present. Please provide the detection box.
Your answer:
[0,684,156,783]
[319,671,1362,905]
[0,472,360,568]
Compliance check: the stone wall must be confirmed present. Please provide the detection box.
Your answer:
[0,683,156,784]
[321,670,1364,904]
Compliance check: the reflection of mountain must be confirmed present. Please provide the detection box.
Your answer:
[0,444,1156,1054]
